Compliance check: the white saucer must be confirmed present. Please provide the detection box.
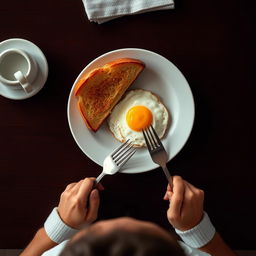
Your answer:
[0,38,48,100]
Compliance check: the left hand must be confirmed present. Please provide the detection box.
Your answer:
[58,178,103,229]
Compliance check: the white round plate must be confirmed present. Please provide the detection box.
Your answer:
[0,38,48,100]
[67,48,195,173]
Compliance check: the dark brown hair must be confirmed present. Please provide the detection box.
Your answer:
[60,229,185,256]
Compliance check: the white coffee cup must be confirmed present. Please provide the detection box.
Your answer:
[0,48,38,94]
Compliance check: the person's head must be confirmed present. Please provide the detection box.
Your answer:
[60,217,185,256]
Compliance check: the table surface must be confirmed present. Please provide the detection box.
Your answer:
[0,0,255,250]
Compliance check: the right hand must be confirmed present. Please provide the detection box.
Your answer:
[164,176,204,231]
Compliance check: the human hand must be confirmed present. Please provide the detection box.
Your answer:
[164,176,204,231]
[58,178,103,229]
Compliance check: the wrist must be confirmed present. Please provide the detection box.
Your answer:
[44,207,78,244]
[175,212,216,248]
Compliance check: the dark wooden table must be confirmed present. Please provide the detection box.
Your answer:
[0,0,255,250]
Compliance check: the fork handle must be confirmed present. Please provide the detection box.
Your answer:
[92,172,105,190]
[161,165,173,190]
[95,172,105,184]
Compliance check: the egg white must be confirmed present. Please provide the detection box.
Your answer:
[107,89,169,147]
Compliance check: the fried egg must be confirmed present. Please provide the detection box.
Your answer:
[107,89,169,147]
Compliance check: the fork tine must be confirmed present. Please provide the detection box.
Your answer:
[148,125,162,149]
[142,128,153,150]
[143,126,157,150]
[117,148,137,166]
[147,125,159,149]
[149,125,162,146]
[111,139,130,158]
[114,142,133,163]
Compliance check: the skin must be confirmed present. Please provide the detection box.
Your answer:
[21,178,102,256]
[57,178,103,229]
[21,176,236,256]
[163,176,205,231]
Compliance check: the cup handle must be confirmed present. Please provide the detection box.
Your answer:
[14,71,33,94]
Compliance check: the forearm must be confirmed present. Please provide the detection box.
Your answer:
[175,212,236,256]
[199,232,237,256]
[20,227,57,256]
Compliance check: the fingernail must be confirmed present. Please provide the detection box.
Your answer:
[92,189,99,199]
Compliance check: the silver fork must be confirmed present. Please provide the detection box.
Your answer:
[95,140,136,184]
[142,125,173,189]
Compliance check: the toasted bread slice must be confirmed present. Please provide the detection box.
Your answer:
[75,58,145,132]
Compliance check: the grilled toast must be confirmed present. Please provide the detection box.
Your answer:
[75,58,145,131]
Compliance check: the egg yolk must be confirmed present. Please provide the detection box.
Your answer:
[126,106,153,131]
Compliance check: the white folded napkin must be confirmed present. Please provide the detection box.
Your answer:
[82,0,175,24]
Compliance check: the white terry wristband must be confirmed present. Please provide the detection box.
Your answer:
[44,207,78,244]
[175,212,216,248]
